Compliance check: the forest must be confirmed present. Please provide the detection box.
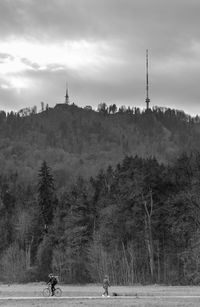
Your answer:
[0,104,200,284]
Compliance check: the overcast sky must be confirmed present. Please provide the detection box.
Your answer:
[0,0,200,116]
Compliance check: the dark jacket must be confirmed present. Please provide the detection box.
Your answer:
[47,276,57,285]
[103,277,110,289]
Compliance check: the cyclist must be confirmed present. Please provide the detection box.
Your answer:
[47,273,58,296]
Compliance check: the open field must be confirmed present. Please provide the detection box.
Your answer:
[1,283,200,306]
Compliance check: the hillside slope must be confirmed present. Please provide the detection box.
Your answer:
[0,104,199,189]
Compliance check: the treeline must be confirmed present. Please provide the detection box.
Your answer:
[1,153,200,285]
[1,104,200,193]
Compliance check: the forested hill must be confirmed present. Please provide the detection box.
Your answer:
[1,104,200,285]
[0,104,200,189]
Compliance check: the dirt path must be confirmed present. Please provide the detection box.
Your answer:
[1,297,200,307]
[1,284,200,306]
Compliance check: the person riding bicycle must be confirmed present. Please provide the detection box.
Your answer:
[47,273,58,296]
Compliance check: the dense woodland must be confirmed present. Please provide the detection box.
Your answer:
[1,103,200,284]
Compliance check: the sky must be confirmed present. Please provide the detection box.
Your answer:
[0,0,200,116]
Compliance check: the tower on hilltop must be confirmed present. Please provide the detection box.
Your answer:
[145,49,150,110]
[65,83,69,104]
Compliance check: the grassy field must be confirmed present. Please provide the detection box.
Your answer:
[1,283,200,306]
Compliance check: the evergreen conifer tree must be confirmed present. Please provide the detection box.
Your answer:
[38,161,55,231]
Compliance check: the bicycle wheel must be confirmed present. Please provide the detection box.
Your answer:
[54,287,62,297]
[43,287,51,297]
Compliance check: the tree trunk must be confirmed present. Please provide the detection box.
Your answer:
[143,191,155,282]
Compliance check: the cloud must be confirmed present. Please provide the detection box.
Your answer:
[0,0,200,114]
[0,53,14,62]
[1,0,199,44]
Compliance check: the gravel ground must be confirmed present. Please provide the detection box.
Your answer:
[1,283,200,307]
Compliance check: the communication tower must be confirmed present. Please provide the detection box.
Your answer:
[145,49,150,110]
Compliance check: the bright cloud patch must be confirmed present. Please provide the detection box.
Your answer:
[1,77,30,92]
[0,39,112,70]
[0,38,114,91]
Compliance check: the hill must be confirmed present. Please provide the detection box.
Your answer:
[0,103,200,190]
[1,104,200,285]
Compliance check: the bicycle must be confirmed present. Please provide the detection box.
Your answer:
[42,283,62,297]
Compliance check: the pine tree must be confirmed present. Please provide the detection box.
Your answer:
[61,177,94,282]
[38,161,55,231]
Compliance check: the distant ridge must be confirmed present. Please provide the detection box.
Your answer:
[0,104,199,189]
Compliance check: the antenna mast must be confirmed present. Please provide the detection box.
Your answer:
[145,49,150,110]
[65,82,69,104]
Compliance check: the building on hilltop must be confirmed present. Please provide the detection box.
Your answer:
[55,83,70,109]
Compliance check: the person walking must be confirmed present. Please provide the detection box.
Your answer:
[102,275,110,297]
